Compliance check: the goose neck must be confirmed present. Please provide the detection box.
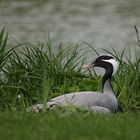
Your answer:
[102,77,114,93]
[102,66,115,94]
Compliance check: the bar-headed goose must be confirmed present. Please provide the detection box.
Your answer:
[30,55,121,113]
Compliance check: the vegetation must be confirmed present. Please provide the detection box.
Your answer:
[0,27,140,112]
[0,28,96,111]
[0,28,140,140]
[0,112,140,140]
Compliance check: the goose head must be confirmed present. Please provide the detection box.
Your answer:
[83,55,119,76]
[83,54,119,93]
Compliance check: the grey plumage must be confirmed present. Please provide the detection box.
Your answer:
[29,55,121,113]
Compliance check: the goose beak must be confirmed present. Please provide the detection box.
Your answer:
[82,64,94,69]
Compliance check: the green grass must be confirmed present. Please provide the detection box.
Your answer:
[0,27,140,112]
[0,29,97,111]
[0,112,140,140]
[0,28,140,139]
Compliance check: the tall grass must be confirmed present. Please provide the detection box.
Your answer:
[104,48,140,111]
[103,26,140,111]
[0,28,140,112]
[0,31,91,111]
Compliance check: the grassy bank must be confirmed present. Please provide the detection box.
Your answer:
[0,28,140,140]
[0,112,140,140]
[0,28,140,112]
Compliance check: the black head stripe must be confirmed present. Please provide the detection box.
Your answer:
[93,55,114,64]
[98,55,114,60]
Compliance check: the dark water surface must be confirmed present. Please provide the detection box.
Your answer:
[0,0,140,51]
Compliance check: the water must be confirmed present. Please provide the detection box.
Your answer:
[0,0,140,51]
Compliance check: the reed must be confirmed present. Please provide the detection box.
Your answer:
[0,28,140,112]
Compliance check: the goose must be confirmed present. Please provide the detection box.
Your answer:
[30,55,121,113]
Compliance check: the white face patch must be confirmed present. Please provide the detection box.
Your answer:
[102,58,119,75]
